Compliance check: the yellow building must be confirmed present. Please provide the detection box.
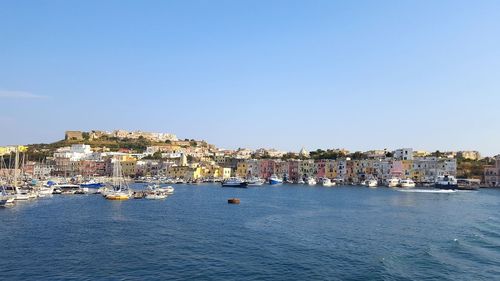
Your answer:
[325,161,338,179]
[402,160,413,178]
[120,159,137,176]
[236,162,248,178]
[167,166,190,179]
[219,167,232,179]
[185,166,203,180]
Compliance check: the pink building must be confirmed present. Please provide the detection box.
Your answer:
[315,160,326,178]
[259,160,276,179]
[390,161,403,177]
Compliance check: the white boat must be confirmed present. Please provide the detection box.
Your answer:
[0,186,15,207]
[399,178,416,188]
[367,179,378,188]
[307,177,317,186]
[247,177,265,186]
[38,186,54,197]
[297,179,305,184]
[386,177,400,188]
[144,193,168,200]
[321,178,335,187]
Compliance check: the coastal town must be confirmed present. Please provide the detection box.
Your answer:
[1,130,498,190]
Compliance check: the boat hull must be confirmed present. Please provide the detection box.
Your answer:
[435,183,458,190]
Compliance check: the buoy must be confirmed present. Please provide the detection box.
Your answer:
[228,198,240,204]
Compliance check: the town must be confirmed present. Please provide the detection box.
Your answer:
[1,129,498,187]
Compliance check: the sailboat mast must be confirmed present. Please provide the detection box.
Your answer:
[13,147,19,193]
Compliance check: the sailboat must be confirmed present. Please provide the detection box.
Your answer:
[11,147,31,201]
[105,159,132,200]
[0,186,15,207]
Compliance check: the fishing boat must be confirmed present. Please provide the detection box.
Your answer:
[105,160,132,200]
[269,174,283,185]
[221,177,248,188]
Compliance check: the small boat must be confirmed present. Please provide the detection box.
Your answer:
[399,178,416,188]
[386,177,400,188]
[297,179,305,184]
[144,193,168,200]
[247,177,265,186]
[221,178,248,188]
[367,179,378,188]
[228,198,240,204]
[0,186,15,207]
[435,175,459,190]
[269,175,283,185]
[321,178,335,187]
[307,177,317,186]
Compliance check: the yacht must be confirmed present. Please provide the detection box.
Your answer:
[321,178,335,187]
[269,175,283,185]
[221,177,248,188]
[386,177,400,188]
[307,177,317,186]
[435,175,458,190]
[399,178,416,188]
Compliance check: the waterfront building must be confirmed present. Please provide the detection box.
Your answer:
[484,156,500,187]
[394,148,414,161]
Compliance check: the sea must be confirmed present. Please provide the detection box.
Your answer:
[1,183,499,281]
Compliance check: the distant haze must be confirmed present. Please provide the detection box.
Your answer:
[1,1,499,156]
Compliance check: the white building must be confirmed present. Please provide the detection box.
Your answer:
[394,148,414,161]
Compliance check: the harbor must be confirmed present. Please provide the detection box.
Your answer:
[1,182,499,280]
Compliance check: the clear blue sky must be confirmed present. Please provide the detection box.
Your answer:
[1,0,499,156]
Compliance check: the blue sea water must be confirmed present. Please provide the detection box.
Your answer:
[1,184,500,281]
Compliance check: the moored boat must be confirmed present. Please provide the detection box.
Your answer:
[269,175,283,185]
[221,177,248,188]
[321,178,335,187]
[399,178,416,188]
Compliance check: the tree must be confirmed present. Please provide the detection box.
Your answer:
[82,132,90,140]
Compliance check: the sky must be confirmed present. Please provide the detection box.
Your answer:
[1,0,500,156]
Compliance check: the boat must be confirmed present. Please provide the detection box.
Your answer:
[367,179,378,188]
[80,179,105,188]
[386,177,400,188]
[269,174,283,185]
[144,193,168,200]
[247,177,265,186]
[297,179,305,184]
[456,178,480,190]
[435,175,458,190]
[307,177,317,186]
[221,177,248,188]
[399,178,416,188]
[0,186,15,207]
[105,160,132,200]
[321,178,335,187]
